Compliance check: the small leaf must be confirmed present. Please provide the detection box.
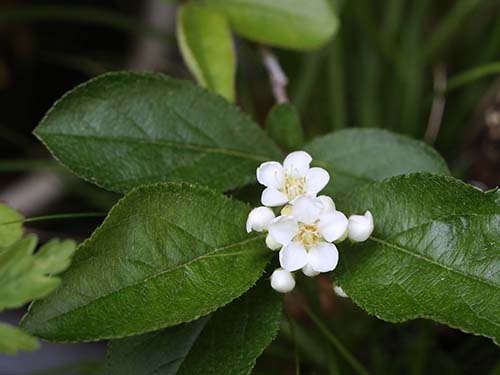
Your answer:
[0,236,76,311]
[0,203,23,248]
[266,103,304,150]
[34,72,282,193]
[107,281,282,375]
[0,322,39,356]
[21,183,271,342]
[335,173,500,345]
[177,4,236,102]
[204,0,338,50]
[304,128,450,198]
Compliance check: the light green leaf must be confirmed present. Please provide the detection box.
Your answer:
[0,322,39,356]
[0,203,23,248]
[177,4,236,102]
[304,128,450,198]
[335,173,500,345]
[21,183,271,342]
[34,72,282,193]
[203,0,338,50]
[266,103,304,150]
[107,281,282,375]
[0,235,76,311]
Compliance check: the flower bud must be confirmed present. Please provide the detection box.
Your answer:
[347,211,374,242]
[302,264,320,277]
[246,207,275,233]
[270,268,295,293]
[265,233,281,250]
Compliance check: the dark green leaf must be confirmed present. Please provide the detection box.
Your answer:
[266,103,304,150]
[204,0,338,50]
[304,128,450,198]
[0,203,23,248]
[0,322,39,356]
[21,183,271,342]
[34,72,281,193]
[107,281,282,375]
[0,236,76,311]
[177,4,236,102]
[335,173,500,345]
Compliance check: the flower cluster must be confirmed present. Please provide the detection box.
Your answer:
[246,151,374,293]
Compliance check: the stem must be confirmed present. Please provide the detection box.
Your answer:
[425,64,447,144]
[0,212,106,226]
[302,305,370,375]
[259,46,289,104]
[285,312,301,375]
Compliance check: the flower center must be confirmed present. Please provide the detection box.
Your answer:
[283,173,305,200]
[296,224,320,248]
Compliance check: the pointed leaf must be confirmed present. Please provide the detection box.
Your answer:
[304,128,450,198]
[177,4,236,101]
[0,203,23,248]
[0,323,39,356]
[107,281,282,375]
[266,103,304,150]
[21,183,271,342]
[336,174,500,345]
[34,72,282,193]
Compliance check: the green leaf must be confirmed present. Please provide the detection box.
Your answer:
[0,322,39,356]
[203,0,338,50]
[0,203,23,248]
[335,173,500,345]
[177,4,236,102]
[266,103,304,150]
[21,183,271,342]
[0,236,76,311]
[107,281,282,375]
[34,72,282,193]
[304,128,450,198]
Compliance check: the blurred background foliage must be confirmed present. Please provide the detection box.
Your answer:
[0,0,499,374]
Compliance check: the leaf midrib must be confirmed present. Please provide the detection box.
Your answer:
[42,234,266,325]
[38,131,274,163]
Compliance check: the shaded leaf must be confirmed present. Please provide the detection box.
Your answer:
[335,173,500,345]
[0,203,23,248]
[304,128,450,198]
[34,72,282,193]
[266,103,304,150]
[0,322,39,356]
[107,281,282,375]
[22,183,271,342]
[204,0,338,50]
[177,4,236,101]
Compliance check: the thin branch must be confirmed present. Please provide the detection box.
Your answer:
[259,46,289,104]
[425,64,447,144]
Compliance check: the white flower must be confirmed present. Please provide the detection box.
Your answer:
[347,211,374,242]
[265,233,281,250]
[256,151,330,207]
[246,207,275,233]
[270,268,296,293]
[268,196,348,274]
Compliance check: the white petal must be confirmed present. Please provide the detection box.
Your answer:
[348,211,374,242]
[283,151,312,177]
[317,211,349,242]
[246,206,275,233]
[279,242,308,272]
[261,187,289,207]
[256,161,284,188]
[291,196,321,224]
[265,233,282,250]
[333,285,348,298]
[270,268,295,293]
[268,215,299,246]
[302,264,320,277]
[308,242,339,273]
[317,195,336,214]
[305,167,330,196]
